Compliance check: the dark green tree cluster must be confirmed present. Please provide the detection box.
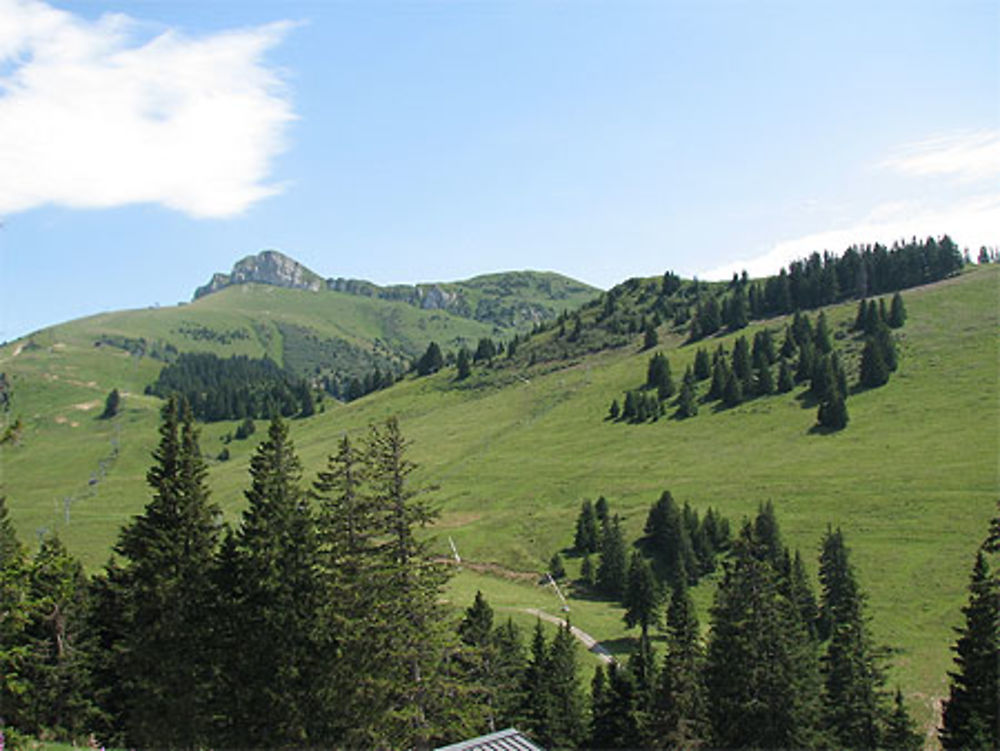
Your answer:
[641,491,730,587]
[327,362,402,402]
[584,504,918,750]
[519,620,587,748]
[939,501,1000,751]
[147,352,314,421]
[415,341,444,376]
[0,499,100,746]
[2,399,508,749]
[855,299,901,392]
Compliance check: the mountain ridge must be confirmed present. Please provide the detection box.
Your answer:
[193,250,601,330]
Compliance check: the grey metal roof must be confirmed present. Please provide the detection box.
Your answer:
[433,727,545,751]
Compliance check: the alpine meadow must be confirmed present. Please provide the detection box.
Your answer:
[1,241,997,749]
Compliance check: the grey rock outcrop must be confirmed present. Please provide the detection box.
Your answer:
[194,250,324,299]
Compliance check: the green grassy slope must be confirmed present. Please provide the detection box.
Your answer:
[1,265,996,734]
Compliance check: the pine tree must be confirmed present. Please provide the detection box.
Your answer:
[817,386,849,431]
[693,348,711,380]
[309,433,381,742]
[544,622,587,748]
[652,573,708,748]
[859,337,890,388]
[818,528,889,749]
[755,361,775,396]
[363,417,469,749]
[643,323,659,350]
[597,515,628,598]
[417,341,444,375]
[884,688,923,751]
[222,415,320,748]
[608,398,620,420]
[814,311,833,353]
[940,550,999,750]
[456,347,471,380]
[888,292,907,328]
[777,356,795,393]
[722,369,744,407]
[623,551,660,638]
[100,388,121,419]
[676,380,698,419]
[574,499,599,554]
[643,490,696,586]
[16,535,98,740]
[705,524,823,749]
[113,397,220,749]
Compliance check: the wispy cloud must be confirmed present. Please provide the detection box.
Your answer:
[701,193,1000,281]
[880,130,1000,182]
[0,0,295,218]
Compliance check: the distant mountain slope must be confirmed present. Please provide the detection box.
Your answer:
[194,250,601,330]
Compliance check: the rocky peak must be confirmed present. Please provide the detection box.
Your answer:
[193,250,324,299]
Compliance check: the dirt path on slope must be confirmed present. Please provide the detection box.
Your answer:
[521,607,614,664]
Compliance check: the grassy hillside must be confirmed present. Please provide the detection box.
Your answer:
[1,265,996,735]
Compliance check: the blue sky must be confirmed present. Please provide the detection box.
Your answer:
[1,0,997,341]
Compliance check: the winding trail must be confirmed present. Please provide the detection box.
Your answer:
[521,607,615,664]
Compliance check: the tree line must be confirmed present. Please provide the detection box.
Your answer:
[146,352,315,421]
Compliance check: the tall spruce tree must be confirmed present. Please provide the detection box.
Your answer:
[113,397,220,749]
[223,415,320,748]
[364,417,474,748]
[623,551,660,638]
[597,515,628,599]
[705,522,823,749]
[652,572,708,748]
[818,528,890,749]
[939,550,1000,750]
[574,499,599,554]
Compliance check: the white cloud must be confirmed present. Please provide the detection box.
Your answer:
[701,193,1000,281]
[0,0,295,218]
[880,130,1000,183]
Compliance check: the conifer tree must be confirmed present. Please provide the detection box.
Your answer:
[608,398,620,420]
[309,433,381,741]
[643,323,659,350]
[623,551,660,638]
[653,572,708,748]
[693,347,711,380]
[417,341,444,375]
[544,622,587,749]
[676,379,698,419]
[817,386,849,431]
[722,369,744,407]
[731,336,752,389]
[859,337,890,388]
[814,311,833,353]
[456,347,471,380]
[100,388,121,419]
[113,397,220,749]
[705,523,823,749]
[708,358,728,401]
[643,491,696,586]
[888,292,907,328]
[519,621,552,740]
[755,361,775,396]
[574,499,599,554]
[884,689,923,751]
[597,515,628,598]
[364,417,468,748]
[15,535,98,740]
[222,415,320,748]
[940,550,999,750]
[777,356,795,393]
[591,661,642,750]
[818,528,889,749]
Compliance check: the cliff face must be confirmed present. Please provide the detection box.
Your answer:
[193,251,324,299]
